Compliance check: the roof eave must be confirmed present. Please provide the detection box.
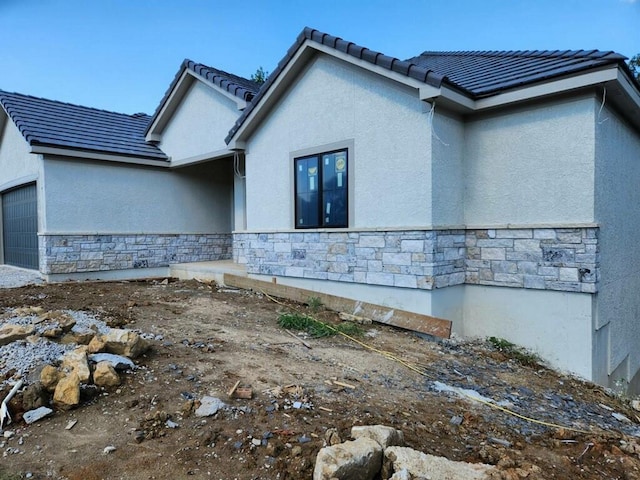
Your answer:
[30,144,170,167]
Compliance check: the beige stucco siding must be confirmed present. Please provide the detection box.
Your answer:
[464,97,596,226]
[159,80,240,161]
[0,116,40,189]
[594,102,640,387]
[42,157,232,234]
[244,54,431,230]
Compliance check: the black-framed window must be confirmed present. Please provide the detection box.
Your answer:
[295,149,348,228]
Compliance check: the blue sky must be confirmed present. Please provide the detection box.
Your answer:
[0,0,637,114]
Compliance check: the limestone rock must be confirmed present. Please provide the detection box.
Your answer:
[63,326,96,345]
[195,396,226,417]
[42,327,63,338]
[88,353,135,371]
[22,383,48,411]
[53,372,81,410]
[390,469,411,480]
[325,427,342,446]
[87,334,107,353]
[93,361,121,387]
[61,347,91,383]
[382,447,497,480]
[39,310,76,332]
[0,324,35,346]
[313,437,382,480]
[101,329,149,358]
[40,365,63,392]
[351,425,405,449]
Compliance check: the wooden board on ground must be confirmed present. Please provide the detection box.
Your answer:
[223,274,451,338]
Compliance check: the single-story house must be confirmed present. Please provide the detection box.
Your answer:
[2,27,640,392]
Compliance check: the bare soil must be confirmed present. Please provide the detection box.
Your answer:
[1,279,640,480]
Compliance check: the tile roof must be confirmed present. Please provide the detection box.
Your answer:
[146,59,260,137]
[184,60,260,102]
[226,27,629,144]
[0,90,167,160]
[405,50,627,97]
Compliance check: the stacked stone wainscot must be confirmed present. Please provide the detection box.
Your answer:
[233,227,599,294]
[40,233,232,274]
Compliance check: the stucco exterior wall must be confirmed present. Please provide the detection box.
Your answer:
[42,157,233,234]
[159,80,241,161]
[594,102,640,389]
[464,97,596,226]
[431,110,465,226]
[244,54,431,231]
[462,285,594,378]
[0,115,40,189]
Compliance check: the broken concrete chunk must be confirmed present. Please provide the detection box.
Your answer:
[313,437,382,480]
[53,372,81,410]
[351,425,405,449]
[194,396,226,417]
[60,347,91,383]
[382,446,496,480]
[88,353,135,371]
[101,329,149,358]
[93,362,121,387]
[23,406,53,424]
[0,324,35,346]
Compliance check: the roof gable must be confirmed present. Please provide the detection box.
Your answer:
[145,59,260,141]
[0,90,167,161]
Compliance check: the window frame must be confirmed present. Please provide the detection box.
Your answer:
[293,147,350,229]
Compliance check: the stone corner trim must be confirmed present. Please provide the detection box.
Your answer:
[233,227,599,294]
[40,233,232,274]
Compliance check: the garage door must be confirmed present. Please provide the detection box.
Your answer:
[2,184,39,270]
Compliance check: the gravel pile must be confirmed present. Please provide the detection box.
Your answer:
[0,309,110,387]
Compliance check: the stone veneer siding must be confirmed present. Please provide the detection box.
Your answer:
[40,233,232,274]
[233,227,599,293]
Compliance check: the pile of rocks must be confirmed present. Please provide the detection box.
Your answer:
[314,425,497,480]
[1,307,148,426]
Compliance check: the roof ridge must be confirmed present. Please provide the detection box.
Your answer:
[185,59,259,88]
[0,89,149,118]
[414,49,625,61]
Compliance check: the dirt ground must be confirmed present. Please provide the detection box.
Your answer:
[1,279,640,480]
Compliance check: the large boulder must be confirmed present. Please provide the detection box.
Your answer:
[100,329,149,358]
[93,361,121,387]
[313,437,382,480]
[351,425,405,449]
[53,372,80,410]
[40,365,63,392]
[0,324,35,346]
[382,447,497,480]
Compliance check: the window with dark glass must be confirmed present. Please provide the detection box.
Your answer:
[295,149,348,228]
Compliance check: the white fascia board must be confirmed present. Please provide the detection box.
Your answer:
[186,70,248,110]
[310,42,428,91]
[473,68,619,110]
[617,70,640,112]
[30,145,170,167]
[145,69,193,142]
[170,148,234,168]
